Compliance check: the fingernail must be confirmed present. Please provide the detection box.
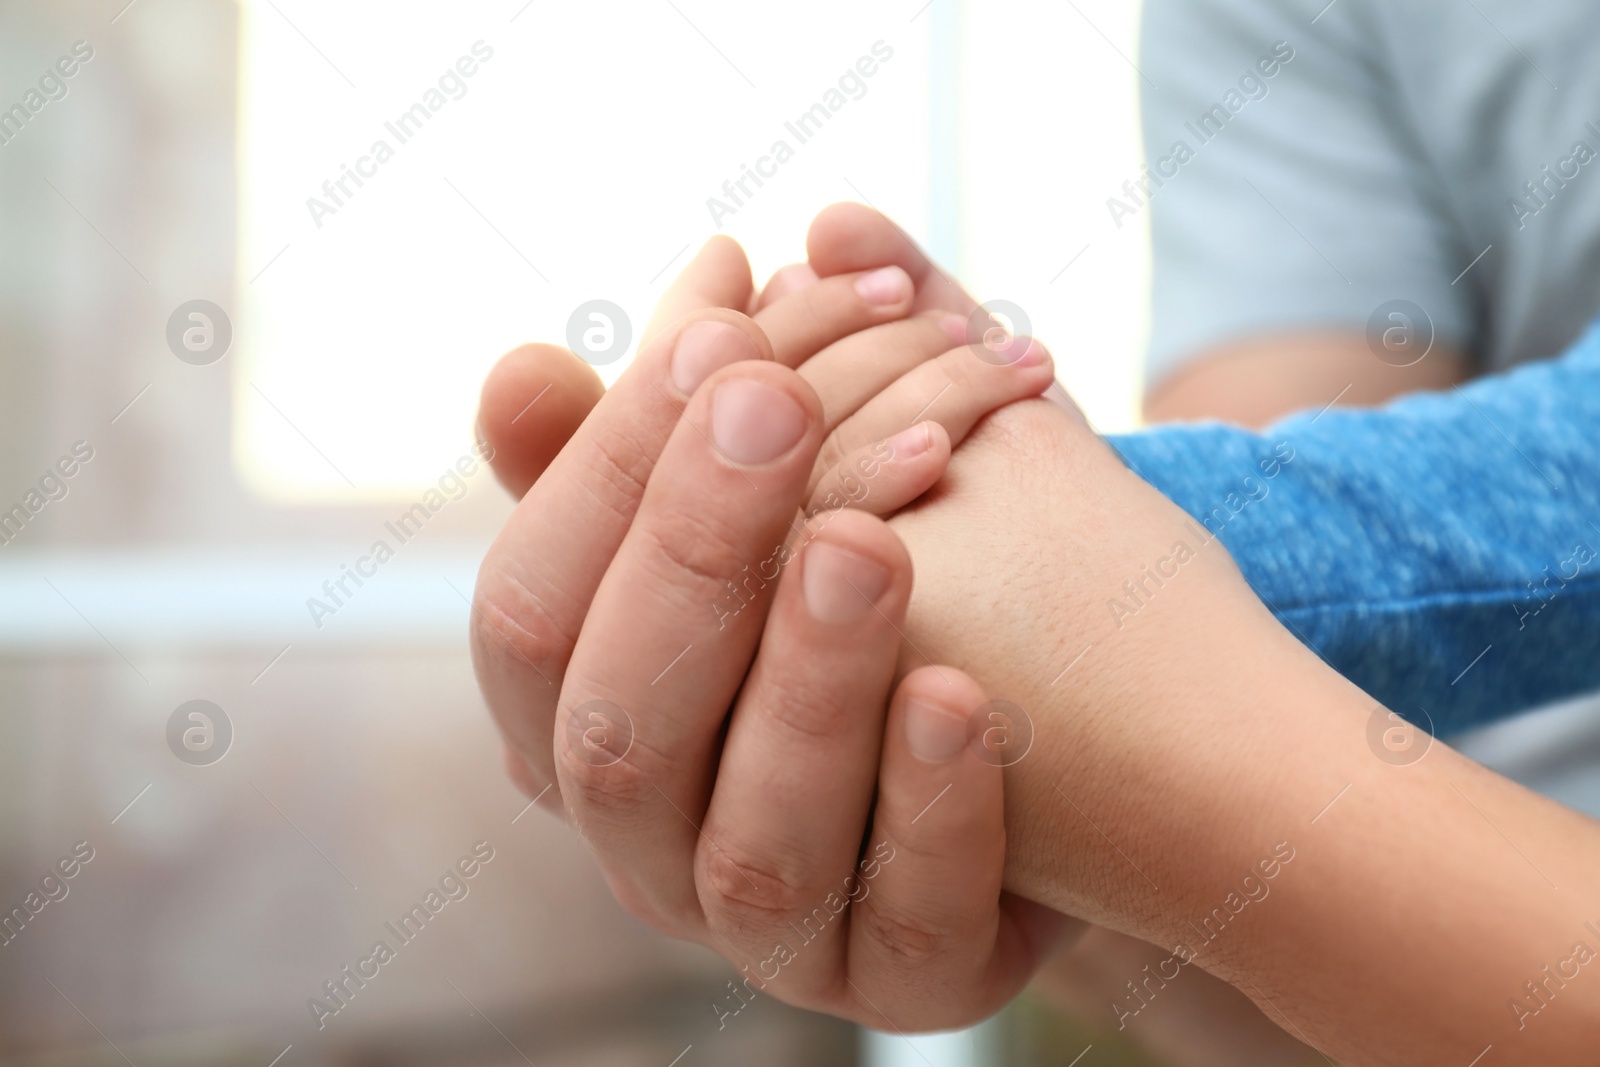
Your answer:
[804,542,890,625]
[711,379,808,465]
[671,320,757,396]
[884,422,932,461]
[1011,337,1050,369]
[854,265,912,306]
[905,700,969,764]
[938,313,969,346]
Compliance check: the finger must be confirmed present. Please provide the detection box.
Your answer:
[850,667,1071,1029]
[750,265,915,367]
[642,235,756,345]
[694,510,914,1003]
[811,338,1056,494]
[554,360,825,935]
[806,203,979,316]
[503,747,563,816]
[472,311,773,799]
[805,422,952,518]
[754,262,819,311]
[476,238,752,501]
[797,313,966,430]
[477,344,606,498]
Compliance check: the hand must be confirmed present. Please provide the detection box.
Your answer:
[471,210,1288,1053]
[570,495,1064,1028]
[469,235,1063,1028]
[472,239,1052,803]
[474,208,1600,1060]
[789,205,1343,1065]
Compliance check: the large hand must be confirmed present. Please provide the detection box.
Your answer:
[472,239,1052,803]
[470,237,1064,1027]
[479,209,1600,1062]
[554,470,1063,1026]
[472,208,1298,1055]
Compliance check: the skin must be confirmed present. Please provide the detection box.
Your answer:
[877,392,1600,1064]
[799,211,1596,1062]
[471,238,1064,1028]
[1092,270,1468,1063]
[795,210,1470,1062]
[768,210,1312,1063]
[473,208,1600,1063]
[1143,332,1467,429]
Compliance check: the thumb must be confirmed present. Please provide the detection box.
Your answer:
[477,343,604,498]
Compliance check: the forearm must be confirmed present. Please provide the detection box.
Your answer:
[1143,332,1466,428]
[887,396,1323,932]
[1128,640,1600,1064]
[888,398,1600,1063]
[1228,669,1600,1064]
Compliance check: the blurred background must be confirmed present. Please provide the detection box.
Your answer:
[0,0,1152,1064]
[6,2,1599,1066]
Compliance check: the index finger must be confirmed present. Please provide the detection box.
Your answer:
[477,237,757,499]
[473,311,773,801]
[642,235,756,345]
[473,269,925,800]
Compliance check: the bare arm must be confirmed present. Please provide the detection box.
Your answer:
[1043,330,1467,1063]
[1144,333,1467,427]
[885,395,1600,1065]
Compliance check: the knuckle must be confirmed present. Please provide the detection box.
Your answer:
[791,278,837,326]
[634,511,756,604]
[576,426,655,524]
[558,750,712,942]
[471,564,573,684]
[941,335,989,377]
[810,435,873,505]
[607,875,694,939]
[760,680,856,744]
[857,898,952,968]
[556,737,658,827]
[920,359,968,408]
[697,841,811,931]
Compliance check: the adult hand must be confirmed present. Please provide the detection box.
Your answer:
[471,208,1289,1055]
[469,230,1064,1027]
[477,207,1600,1062]
[472,235,1052,801]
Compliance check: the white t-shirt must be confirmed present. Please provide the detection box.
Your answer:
[1141,0,1600,385]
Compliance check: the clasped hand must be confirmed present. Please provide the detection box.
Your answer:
[471,207,1070,1029]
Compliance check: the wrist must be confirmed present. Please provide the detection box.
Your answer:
[880,384,1600,1063]
[887,398,1312,921]
[1007,578,1354,948]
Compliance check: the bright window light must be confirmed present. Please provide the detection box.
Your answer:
[234,0,1144,503]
